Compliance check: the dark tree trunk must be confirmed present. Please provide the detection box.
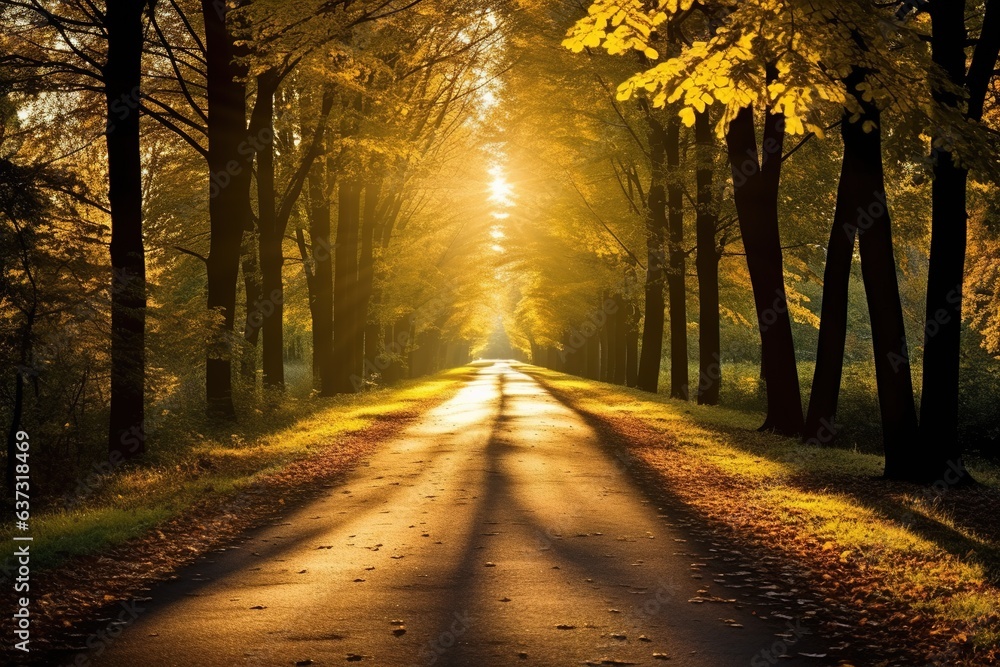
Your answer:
[240,230,262,384]
[357,181,380,380]
[725,103,804,435]
[333,179,361,393]
[612,293,627,385]
[106,0,148,457]
[804,110,859,445]
[918,0,999,483]
[665,118,688,399]
[694,110,721,405]
[254,72,283,389]
[637,116,667,392]
[307,161,335,393]
[585,331,600,380]
[848,104,920,478]
[203,0,251,418]
[253,78,332,392]
[625,301,639,387]
[604,292,619,383]
[806,67,920,466]
[599,311,610,382]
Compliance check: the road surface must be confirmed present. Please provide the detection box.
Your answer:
[89,362,831,666]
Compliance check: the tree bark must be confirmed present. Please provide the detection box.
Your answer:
[202,0,251,418]
[918,0,999,483]
[849,105,920,478]
[694,110,721,405]
[612,293,627,384]
[106,0,148,457]
[665,117,688,399]
[307,159,335,394]
[637,116,667,392]
[240,229,262,384]
[254,71,283,389]
[625,301,639,387]
[357,180,381,381]
[725,103,804,435]
[333,179,361,393]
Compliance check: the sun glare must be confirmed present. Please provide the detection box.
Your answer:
[488,173,513,207]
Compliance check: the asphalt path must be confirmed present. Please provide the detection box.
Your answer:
[90,361,832,666]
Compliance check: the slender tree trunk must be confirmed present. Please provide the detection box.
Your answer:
[106,0,148,457]
[307,160,335,394]
[585,332,600,380]
[856,163,920,479]
[612,293,627,384]
[625,301,639,387]
[665,118,688,399]
[919,0,999,483]
[725,103,804,435]
[203,0,250,418]
[604,292,619,382]
[637,117,667,392]
[599,311,610,382]
[357,181,380,380]
[694,110,721,405]
[333,179,361,393]
[804,111,859,445]
[254,73,284,389]
[240,230,262,384]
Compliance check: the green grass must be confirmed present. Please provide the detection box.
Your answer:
[529,365,1000,652]
[3,367,471,570]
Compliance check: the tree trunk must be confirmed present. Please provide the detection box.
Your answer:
[333,179,361,393]
[804,111,858,445]
[307,160,335,393]
[357,181,380,380]
[203,0,250,418]
[665,117,688,399]
[637,116,667,392]
[725,103,804,435]
[612,293,627,385]
[254,72,283,389]
[240,229,262,385]
[599,310,610,382]
[625,301,639,387]
[918,0,998,483]
[694,110,721,405]
[106,0,148,457]
[841,96,920,477]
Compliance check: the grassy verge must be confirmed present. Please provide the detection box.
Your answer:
[526,365,1000,666]
[3,366,472,572]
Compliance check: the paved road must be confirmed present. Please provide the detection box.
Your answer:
[90,362,830,666]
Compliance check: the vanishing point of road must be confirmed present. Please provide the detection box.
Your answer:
[92,362,831,666]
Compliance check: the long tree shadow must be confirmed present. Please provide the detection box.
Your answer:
[532,373,982,667]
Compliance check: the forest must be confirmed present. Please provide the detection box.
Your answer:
[1,0,999,665]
